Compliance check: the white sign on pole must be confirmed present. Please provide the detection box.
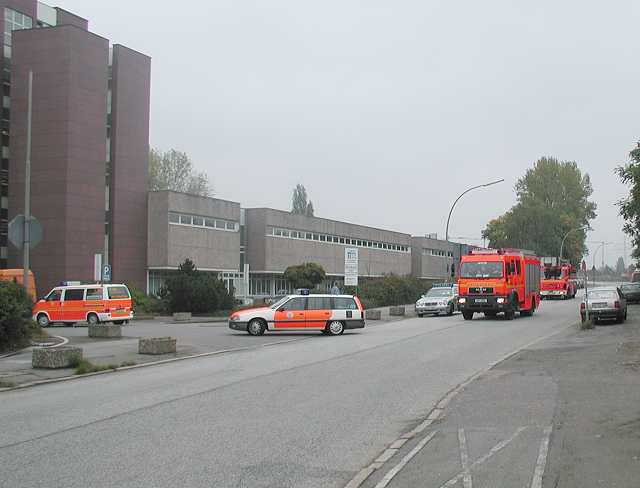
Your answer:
[344,247,359,286]
[94,253,102,282]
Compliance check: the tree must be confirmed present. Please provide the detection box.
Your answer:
[283,263,326,289]
[616,142,640,262]
[615,257,626,275]
[149,148,212,197]
[291,184,314,217]
[482,157,596,264]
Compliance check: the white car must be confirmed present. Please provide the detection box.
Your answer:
[415,285,459,317]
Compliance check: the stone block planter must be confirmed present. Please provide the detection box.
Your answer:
[139,337,177,355]
[173,312,192,323]
[88,324,122,338]
[389,306,406,316]
[32,346,82,369]
[365,309,382,320]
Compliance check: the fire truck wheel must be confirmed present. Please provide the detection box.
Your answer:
[504,308,516,320]
[462,311,474,321]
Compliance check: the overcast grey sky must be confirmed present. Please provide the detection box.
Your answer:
[60,0,639,266]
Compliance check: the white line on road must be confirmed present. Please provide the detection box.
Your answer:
[530,425,553,488]
[458,428,472,488]
[373,431,439,488]
[440,427,527,488]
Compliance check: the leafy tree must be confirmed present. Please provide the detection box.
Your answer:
[283,263,326,289]
[291,184,315,217]
[149,148,212,197]
[162,259,234,314]
[482,157,596,264]
[615,257,626,275]
[616,143,640,261]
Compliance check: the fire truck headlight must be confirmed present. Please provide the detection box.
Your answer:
[496,297,506,304]
[458,297,466,304]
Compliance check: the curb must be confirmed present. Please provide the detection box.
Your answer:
[342,322,574,488]
[0,337,310,393]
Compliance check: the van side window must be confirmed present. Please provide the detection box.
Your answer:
[64,289,85,301]
[308,297,332,310]
[334,297,357,310]
[47,290,62,302]
[107,286,130,299]
[86,288,103,300]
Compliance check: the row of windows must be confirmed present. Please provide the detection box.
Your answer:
[280,296,357,311]
[422,248,454,258]
[267,227,410,253]
[4,9,33,46]
[169,212,238,232]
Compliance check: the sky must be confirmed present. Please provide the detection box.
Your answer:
[58,0,639,266]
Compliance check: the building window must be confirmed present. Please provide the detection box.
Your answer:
[169,212,238,233]
[169,213,180,224]
[4,9,33,46]
[179,214,192,225]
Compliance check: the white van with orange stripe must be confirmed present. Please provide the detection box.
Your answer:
[229,294,365,336]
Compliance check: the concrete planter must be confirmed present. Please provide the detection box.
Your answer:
[32,346,82,369]
[389,306,406,316]
[365,309,382,320]
[139,337,177,355]
[173,312,192,323]
[88,324,122,338]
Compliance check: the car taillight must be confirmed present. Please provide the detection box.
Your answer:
[614,301,620,309]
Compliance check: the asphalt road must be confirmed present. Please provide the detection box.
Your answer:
[0,298,581,488]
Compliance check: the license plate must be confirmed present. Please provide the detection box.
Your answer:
[475,298,488,303]
[592,303,607,309]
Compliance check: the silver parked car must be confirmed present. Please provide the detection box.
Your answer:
[415,284,458,317]
[580,286,627,325]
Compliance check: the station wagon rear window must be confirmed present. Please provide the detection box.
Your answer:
[334,297,357,310]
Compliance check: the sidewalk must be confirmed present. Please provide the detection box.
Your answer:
[362,306,640,488]
[0,303,417,389]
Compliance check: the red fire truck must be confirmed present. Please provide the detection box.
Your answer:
[540,257,577,299]
[457,248,541,320]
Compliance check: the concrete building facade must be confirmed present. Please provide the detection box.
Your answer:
[147,191,242,295]
[3,1,150,293]
[411,236,472,280]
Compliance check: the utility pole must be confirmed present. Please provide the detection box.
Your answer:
[23,70,33,292]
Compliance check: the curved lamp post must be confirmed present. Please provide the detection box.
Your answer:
[559,226,588,262]
[444,179,504,280]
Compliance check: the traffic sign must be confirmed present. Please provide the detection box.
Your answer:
[8,214,42,249]
[103,264,112,283]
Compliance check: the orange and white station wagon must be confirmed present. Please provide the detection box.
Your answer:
[33,283,133,327]
[229,293,365,336]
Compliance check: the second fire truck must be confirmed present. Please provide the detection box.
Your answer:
[540,257,577,300]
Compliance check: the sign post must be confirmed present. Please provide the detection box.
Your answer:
[344,247,359,287]
[23,70,33,293]
[582,260,589,322]
[94,254,102,282]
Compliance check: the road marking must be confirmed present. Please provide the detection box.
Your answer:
[530,425,553,488]
[50,335,69,348]
[458,428,472,488]
[440,427,527,488]
[373,431,439,488]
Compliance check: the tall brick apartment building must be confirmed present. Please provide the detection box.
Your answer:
[1,1,150,293]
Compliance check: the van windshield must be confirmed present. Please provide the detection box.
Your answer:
[460,261,503,278]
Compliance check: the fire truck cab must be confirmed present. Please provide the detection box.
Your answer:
[457,248,541,320]
[540,257,577,299]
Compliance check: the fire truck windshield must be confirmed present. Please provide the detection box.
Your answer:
[544,267,563,279]
[460,261,503,278]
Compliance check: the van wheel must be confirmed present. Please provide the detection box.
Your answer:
[247,318,266,336]
[87,313,99,326]
[327,320,345,336]
[37,314,50,328]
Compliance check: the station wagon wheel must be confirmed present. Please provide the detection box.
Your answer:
[37,313,50,328]
[327,320,344,336]
[87,313,99,326]
[247,318,266,336]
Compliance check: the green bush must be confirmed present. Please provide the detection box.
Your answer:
[162,259,234,314]
[0,280,36,353]
[127,283,166,315]
[345,275,433,308]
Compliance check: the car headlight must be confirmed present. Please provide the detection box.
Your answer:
[496,297,506,304]
[458,297,466,304]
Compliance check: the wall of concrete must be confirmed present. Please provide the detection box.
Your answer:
[246,208,411,276]
[148,191,241,271]
[411,237,470,280]
[9,25,109,294]
[110,44,151,290]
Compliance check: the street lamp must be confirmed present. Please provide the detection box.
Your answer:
[445,179,504,279]
[559,226,588,262]
[591,241,612,284]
